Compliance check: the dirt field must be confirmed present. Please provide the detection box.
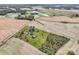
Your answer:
[0,17,46,55]
[0,16,79,55]
[0,37,46,55]
[32,16,79,55]
[0,18,27,45]
[39,16,79,23]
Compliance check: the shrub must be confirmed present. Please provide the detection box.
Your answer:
[77,40,79,44]
[67,51,75,55]
[39,33,70,55]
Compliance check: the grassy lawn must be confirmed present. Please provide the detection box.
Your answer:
[14,26,48,48]
[14,26,70,55]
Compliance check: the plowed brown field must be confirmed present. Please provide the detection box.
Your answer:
[0,18,27,45]
[40,16,79,23]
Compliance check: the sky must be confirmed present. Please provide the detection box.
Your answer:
[0,0,79,4]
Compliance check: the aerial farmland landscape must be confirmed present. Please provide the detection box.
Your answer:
[0,4,79,55]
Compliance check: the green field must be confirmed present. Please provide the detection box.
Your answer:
[40,9,79,18]
[14,26,48,48]
[14,26,70,55]
[40,33,70,55]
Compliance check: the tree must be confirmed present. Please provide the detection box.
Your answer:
[25,13,35,21]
